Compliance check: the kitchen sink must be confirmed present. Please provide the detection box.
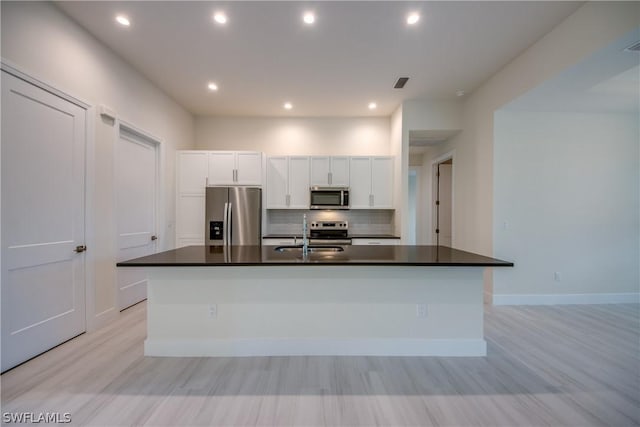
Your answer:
[274,245,344,253]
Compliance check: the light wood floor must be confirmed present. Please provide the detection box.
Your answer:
[2,302,638,426]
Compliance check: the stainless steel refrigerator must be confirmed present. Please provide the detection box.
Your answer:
[205,187,262,246]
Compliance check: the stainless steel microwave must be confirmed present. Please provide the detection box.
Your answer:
[309,187,350,210]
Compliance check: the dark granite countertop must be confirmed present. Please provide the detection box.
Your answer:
[117,245,513,267]
[263,234,401,239]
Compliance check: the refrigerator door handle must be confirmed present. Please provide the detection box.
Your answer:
[227,202,233,245]
[222,202,229,246]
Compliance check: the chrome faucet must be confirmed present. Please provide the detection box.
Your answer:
[302,214,309,256]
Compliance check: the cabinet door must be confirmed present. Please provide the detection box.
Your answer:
[310,157,330,186]
[288,157,310,209]
[236,152,262,185]
[266,157,288,208]
[208,152,235,185]
[330,157,350,186]
[176,194,205,244]
[349,157,372,208]
[177,151,208,194]
[371,157,393,208]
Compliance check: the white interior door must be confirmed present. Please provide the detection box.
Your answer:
[1,71,87,372]
[116,127,158,310]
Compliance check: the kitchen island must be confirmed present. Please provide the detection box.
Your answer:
[117,245,512,357]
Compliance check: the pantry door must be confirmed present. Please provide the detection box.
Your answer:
[1,70,87,372]
[116,126,159,310]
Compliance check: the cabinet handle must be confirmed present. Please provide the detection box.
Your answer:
[206,177,208,187]
[286,194,290,206]
[328,172,332,185]
[369,194,373,206]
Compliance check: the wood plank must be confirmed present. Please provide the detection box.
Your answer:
[2,302,638,426]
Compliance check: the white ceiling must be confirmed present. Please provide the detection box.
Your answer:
[55,1,582,117]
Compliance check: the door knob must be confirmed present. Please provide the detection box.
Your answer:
[74,245,87,253]
[151,235,158,241]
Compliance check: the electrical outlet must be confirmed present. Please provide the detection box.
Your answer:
[208,304,217,318]
[416,304,428,318]
[554,272,561,282]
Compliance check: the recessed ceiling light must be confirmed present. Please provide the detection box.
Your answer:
[284,102,293,110]
[303,12,315,25]
[208,82,219,91]
[213,12,227,25]
[115,15,130,27]
[456,90,465,97]
[407,12,420,25]
[368,102,377,110]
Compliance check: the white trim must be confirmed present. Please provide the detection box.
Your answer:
[84,106,97,332]
[145,338,487,357]
[1,59,91,109]
[493,293,640,306]
[427,150,455,245]
[92,307,118,331]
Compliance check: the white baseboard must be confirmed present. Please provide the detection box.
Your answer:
[493,293,640,306]
[145,338,487,357]
[89,307,117,331]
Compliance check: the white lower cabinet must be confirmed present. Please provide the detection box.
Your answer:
[352,238,400,246]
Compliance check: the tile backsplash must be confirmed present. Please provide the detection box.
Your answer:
[266,209,395,235]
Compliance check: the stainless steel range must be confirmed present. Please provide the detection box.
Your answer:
[309,220,351,245]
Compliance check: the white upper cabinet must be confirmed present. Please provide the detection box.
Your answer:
[208,151,262,186]
[266,156,310,209]
[266,156,288,208]
[310,156,349,186]
[288,157,310,208]
[207,152,235,185]
[177,151,208,194]
[349,156,393,209]
[371,157,393,208]
[236,152,263,185]
[349,157,372,208]
[310,157,330,186]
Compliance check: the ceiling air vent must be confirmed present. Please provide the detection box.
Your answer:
[394,77,409,89]
[624,41,640,52]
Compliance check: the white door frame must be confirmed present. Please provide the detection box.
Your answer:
[427,150,455,245]
[408,166,423,244]
[0,60,99,332]
[113,119,163,308]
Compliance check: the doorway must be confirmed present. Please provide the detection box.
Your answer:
[1,70,88,371]
[115,125,160,311]
[432,157,453,247]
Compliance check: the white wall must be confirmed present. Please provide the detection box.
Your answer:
[418,2,639,298]
[1,2,195,327]
[494,111,639,299]
[390,105,404,236]
[420,2,639,256]
[195,116,390,156]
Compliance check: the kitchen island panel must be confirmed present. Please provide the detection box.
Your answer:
[145,266,485,357]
